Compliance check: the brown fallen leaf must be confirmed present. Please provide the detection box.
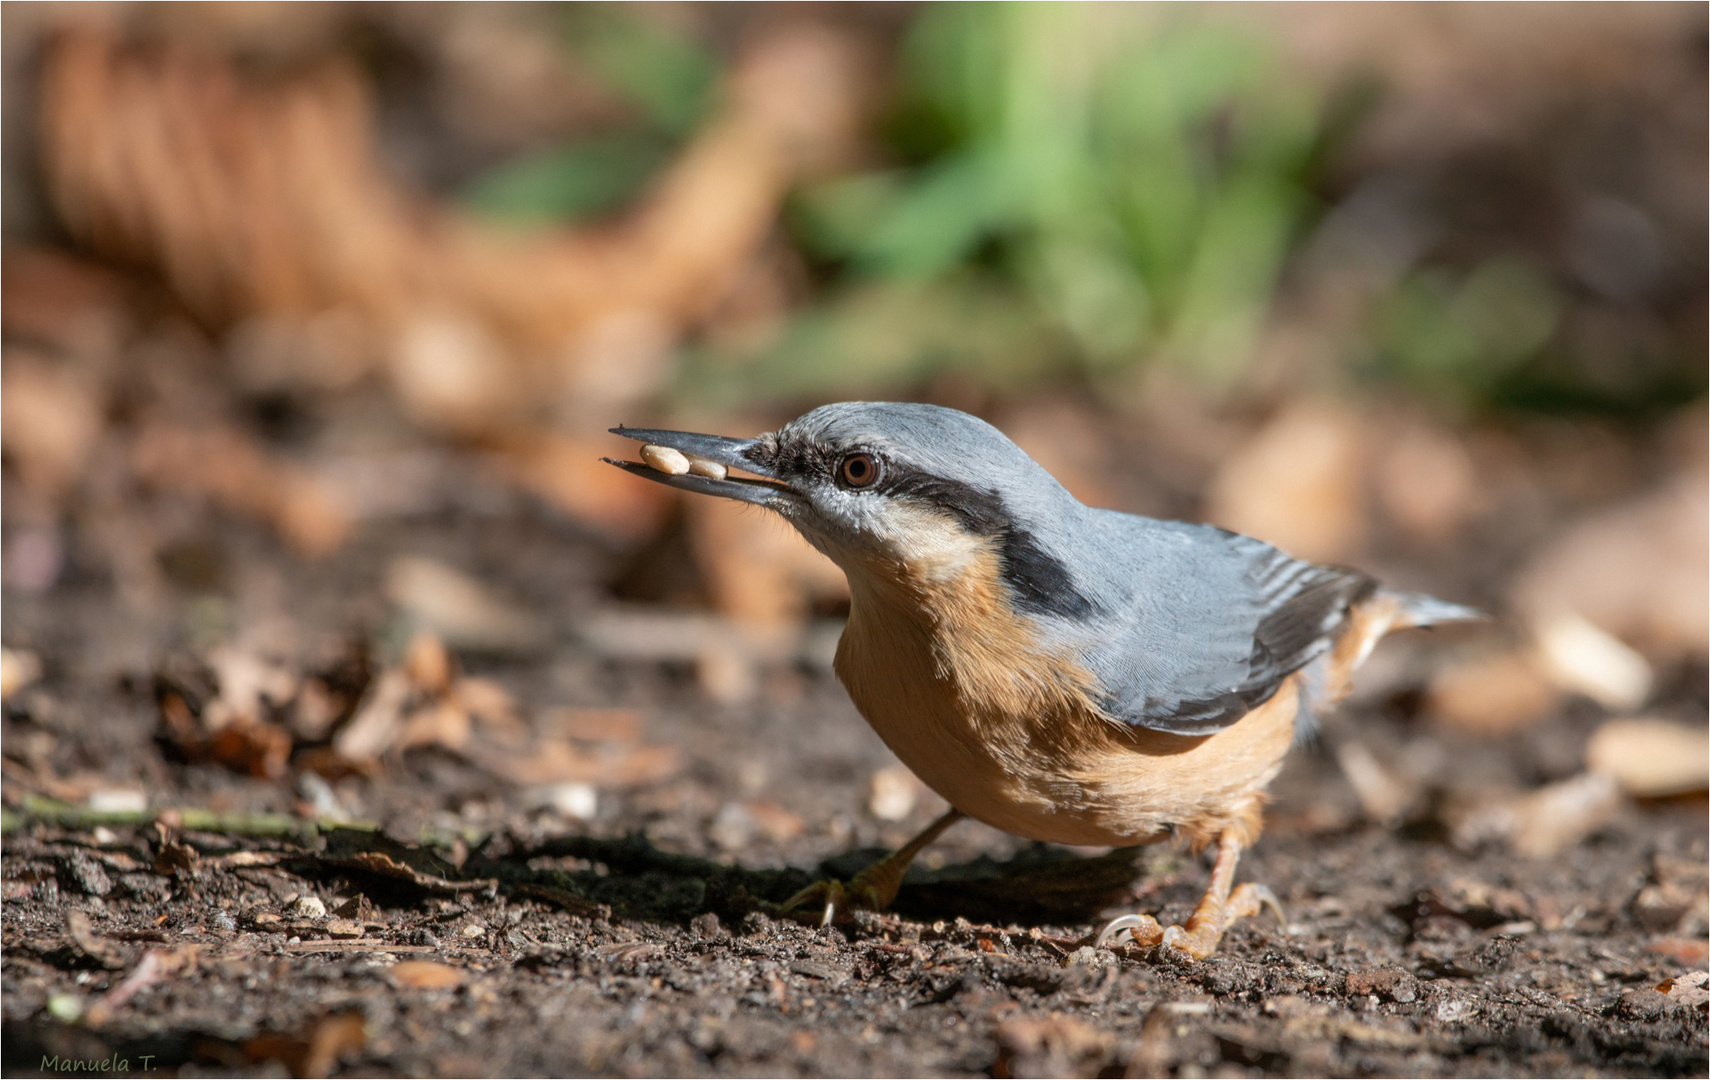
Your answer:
[1533,610,1653,711]
[544,707,644,745]
[1203,398,1370,564]
[1511,471,1709,658]
[332,668,413,763]
[401,631,453,695]
[313,829,486,895]
[0,351,105,501]
[397,700,473,754]
[470,739,680,789]
[1509,772,1624,858]
[0,648,43,701]
[383,556,543,652]
[130,422,350,557]
[65,910,130,970]
[206,719,294,779]
[85,946,200,1027]
[1371,410,1483,545]
[1425,647,1561,735]
[244,1011,367,1080]
[1647,939,1710,967]
[1586,717,1710,797]
[39,26,862,428]
[1657,970,1710,1009]
[992,1013,1117,1080]
[1334,741,1425,826]
[389,960,467,990]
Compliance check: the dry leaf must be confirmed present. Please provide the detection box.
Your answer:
[1509,772,1624,858]
[390,960,467,990]
[473,739,679,789]
[0,648,43,700]
[1586,717,1710,797]
[402,631,453,695]
[1647,939,1710,967]
[244,1011,367,1080]
[1657,970,1710,1009]
[1511,473,1709,657]
[545,707,644,744]
[384,556,542,652]
[992,1013,1117,1080]
[1204,399,1369,564]
[333,668,413,762]
[130,422,350,556]
[1533,611,1653,711]
[65,910,129,970]
[0,354,104,501]
[1371,412,1482,544]
[1425,647,1561,735]
[1335,741,1424,826]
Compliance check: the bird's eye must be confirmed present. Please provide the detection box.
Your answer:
[837,452,881,490]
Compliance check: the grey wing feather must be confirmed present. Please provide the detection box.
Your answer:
[1084,525,1374,736]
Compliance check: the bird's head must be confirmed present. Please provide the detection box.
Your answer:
[608,402,1090,612]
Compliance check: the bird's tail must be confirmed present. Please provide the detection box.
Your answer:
[1389,590,1487,630]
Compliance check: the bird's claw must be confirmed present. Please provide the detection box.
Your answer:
[780,864,900,926]
[1094,882,1286,960]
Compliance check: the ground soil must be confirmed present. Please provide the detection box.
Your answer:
[3,461,1707,1079]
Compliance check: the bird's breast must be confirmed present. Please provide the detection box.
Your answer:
[833,541,1298,848]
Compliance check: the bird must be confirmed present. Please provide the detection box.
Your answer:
[606,402,1480,958]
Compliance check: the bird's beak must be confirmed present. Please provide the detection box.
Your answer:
[604,425,787,507]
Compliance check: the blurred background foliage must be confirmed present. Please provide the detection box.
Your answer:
[762,4,1322,395]
[461,7,718,225]
[432,2,1704,418]
[0,1,1703,577]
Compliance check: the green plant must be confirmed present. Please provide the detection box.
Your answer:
[689,3,1325,403]
[460,7,719,225]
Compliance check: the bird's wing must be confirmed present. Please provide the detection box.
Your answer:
[1080,522,1375,736]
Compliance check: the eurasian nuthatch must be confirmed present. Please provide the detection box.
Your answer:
[608,402,1479,957]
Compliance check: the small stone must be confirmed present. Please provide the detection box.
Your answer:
[1346,966,1419,1003]
[1063,946,1116,970]
[690,912,723,940]
[62,853,112,897]
[286,894,327,920]
[460,923,486,939]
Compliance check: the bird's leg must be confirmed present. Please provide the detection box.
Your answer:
[781,808,965,926]
[1095,830,1284,960]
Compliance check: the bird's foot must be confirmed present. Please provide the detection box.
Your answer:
[1095,882,1285,960]
[780,859,906,927]
[778,808,964,927]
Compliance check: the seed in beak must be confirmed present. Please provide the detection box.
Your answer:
[687,458,727,480]
[641,444,690,475]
